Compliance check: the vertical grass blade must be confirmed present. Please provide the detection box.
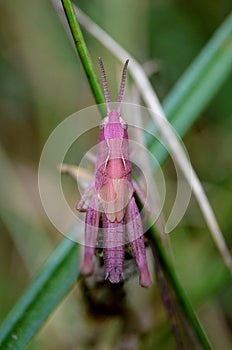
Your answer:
[148,226,212,350]
[61,0,106,116]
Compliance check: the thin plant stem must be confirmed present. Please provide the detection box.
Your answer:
[147,225,212,349]
[58,1,212,349]
[61,0,106,117]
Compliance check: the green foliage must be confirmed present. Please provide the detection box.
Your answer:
[0,237,78,349]
[0,1,231,349]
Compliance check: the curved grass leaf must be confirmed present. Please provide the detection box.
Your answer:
[164,11,232,136]
[0,237,79,350]
[149,11,232,164]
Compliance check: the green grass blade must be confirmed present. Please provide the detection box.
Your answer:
[164,11,232,135]
[61,0,106,116]
[148,225,212,349]
[148,11,232,165]
[0,237,79,350]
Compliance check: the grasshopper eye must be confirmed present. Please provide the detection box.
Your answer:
[120,117,128,130]
[122,122,128,130]
[99,117,108,130]
[99,121,104,130]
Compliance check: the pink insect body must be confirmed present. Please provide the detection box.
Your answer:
[76,58,153,288]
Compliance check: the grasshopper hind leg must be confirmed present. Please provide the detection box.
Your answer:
[127,197,153,288]
[79,193,99,276]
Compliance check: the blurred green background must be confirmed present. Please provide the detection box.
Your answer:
[0,0,232,349]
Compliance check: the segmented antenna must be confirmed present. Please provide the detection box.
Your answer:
[98,57,111,113]
[117,59,129,112]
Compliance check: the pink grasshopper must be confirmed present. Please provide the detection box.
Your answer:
[76,58,153,288]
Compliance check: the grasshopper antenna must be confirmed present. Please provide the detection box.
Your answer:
[98,57,111,113]
[117,59,129,112]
